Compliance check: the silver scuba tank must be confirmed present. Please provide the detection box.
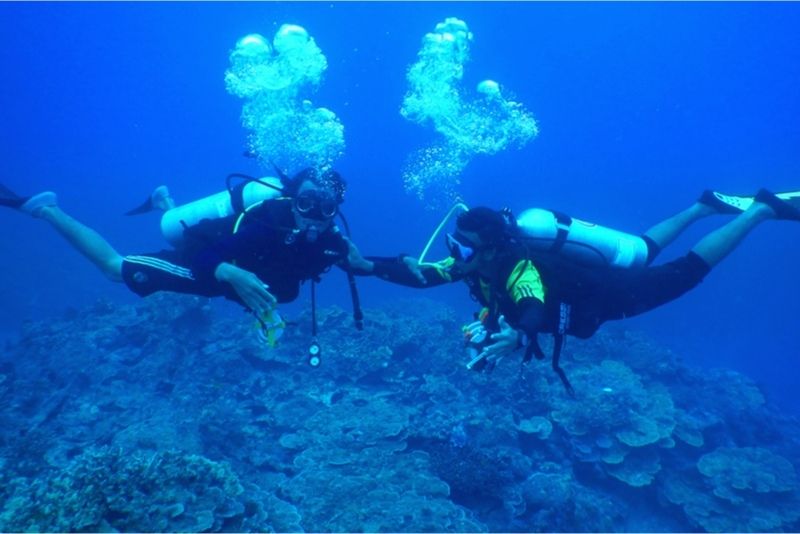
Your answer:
[516,208,649,269]
[160,177,283,246]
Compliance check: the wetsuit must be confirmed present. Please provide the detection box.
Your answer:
[122,198,349,305]
[368,242,710,386]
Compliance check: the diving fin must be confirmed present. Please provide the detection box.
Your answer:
[698,190,753,214]
[755,188,800,221]
[699,189,800,216]
[125,185,175,216]
[0,184,57,216]
[125,197,154,216]
[776,190,800,203]
[0,183,25,208]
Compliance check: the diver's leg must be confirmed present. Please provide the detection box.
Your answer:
[38,205,124,282]
[597,191,791,323]
[642,187,777,253]
[691,202,774,267]
[643,202,716,252]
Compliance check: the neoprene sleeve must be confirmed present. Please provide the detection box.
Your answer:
[363,256,455,288]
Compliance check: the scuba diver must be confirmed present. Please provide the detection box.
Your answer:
[1,168,367,355]
[350,188,800,395]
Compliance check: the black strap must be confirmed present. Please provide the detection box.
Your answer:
[307,279,323,367]
[519,332,575,397]
[523,336,547,364]
[551,334,575,397]
[549,211,572,253]
[225,172,286,214]
[311,280,318,338]
[337,211,365,330]
[347,269,364,330]
[229,180,248,214]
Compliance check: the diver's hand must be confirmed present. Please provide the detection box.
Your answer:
[479,315,519,366]
[344,237,374,272]
[401,255,427,285]
[214,263,277,315]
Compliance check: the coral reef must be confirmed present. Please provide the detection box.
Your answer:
[0,447,271,532]
[1,294,799,532]
[550,360,676,487]
[661,446,800,532]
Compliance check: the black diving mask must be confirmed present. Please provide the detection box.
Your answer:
[294,190,338,220]
[446,232,480,263]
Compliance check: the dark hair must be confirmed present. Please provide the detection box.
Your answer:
[456,207,512,247]
[282,168,347,203]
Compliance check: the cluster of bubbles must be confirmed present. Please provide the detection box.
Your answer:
[225,25,345,175]
[401,18,539,206]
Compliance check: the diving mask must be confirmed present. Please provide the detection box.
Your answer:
[294,190,338,220]
[446,233,480,263]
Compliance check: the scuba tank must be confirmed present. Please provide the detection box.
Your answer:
[516,208,649,269]
[419,203,649,269]
[160,176,283,246]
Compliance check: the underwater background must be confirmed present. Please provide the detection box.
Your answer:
[1,2,799,532]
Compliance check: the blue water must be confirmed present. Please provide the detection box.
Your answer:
[1,1,798,422]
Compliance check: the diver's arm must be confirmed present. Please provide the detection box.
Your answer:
[192,225,276,308]
[354,255,458,288]
[338,228,457,286]
[214,262,277,314]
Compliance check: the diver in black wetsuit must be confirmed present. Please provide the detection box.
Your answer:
[1,168,365,321]
[350,188,800,394]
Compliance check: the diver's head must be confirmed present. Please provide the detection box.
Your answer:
[285,168,346,236]
[447,207,510,273]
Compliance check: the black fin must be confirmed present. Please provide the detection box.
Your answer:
[0,183,26,209]
[756,188,800,221]
[776,190,800,203]
[124,196,154,216]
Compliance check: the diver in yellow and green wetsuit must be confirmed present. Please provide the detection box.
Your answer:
[350,188,800,395]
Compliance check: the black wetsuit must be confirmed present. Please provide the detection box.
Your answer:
[368,242,711,345]
[121,199,349,305]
